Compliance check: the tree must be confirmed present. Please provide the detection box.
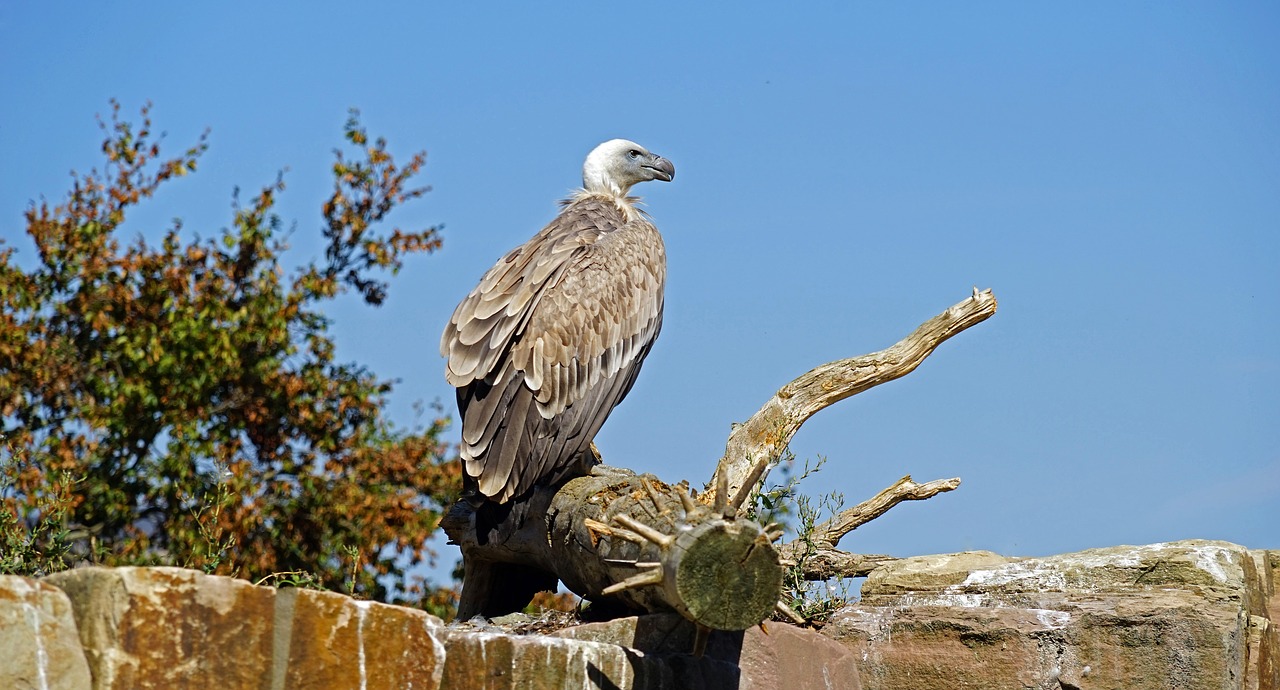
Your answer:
[0,101,461,614]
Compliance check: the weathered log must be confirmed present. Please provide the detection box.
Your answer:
[443,469,782,631]
[444,289,998,629]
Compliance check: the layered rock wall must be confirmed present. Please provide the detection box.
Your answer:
[2,540,1274,689]
[826,540,1278,689]
[3,566,852,689]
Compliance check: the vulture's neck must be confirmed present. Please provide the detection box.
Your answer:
[568,189,645,224]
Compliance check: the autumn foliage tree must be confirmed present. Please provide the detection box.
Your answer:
[0,101,460,613]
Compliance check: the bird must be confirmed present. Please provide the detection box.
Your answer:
[441,139,675,509]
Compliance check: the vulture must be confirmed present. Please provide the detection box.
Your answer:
[441,139,675,507]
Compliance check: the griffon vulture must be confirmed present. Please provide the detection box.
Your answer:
[441,139,674,506]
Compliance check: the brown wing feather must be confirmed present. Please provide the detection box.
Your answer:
[441,193,666,503]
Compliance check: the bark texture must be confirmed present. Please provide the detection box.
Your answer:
[444,470,781,631]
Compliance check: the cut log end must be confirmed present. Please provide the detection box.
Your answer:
[673,520,782,631]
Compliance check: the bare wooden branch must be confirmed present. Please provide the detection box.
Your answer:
[780,549,901,580]
[613,513,674,548]
[810,475,962,549]
[713,468,729,516]
[775,474,960,581]
[601,563,664,595]
[678,487,698,515]
[708,288,997,510]
[775,600,807,625]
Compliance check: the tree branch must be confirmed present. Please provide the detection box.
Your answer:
[782,550,900,580]
[810,475,961,549]
[775,474,960,582]
[709,288,997,512]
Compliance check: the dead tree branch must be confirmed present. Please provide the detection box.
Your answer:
[784,551,901,580]
[810,475,962,549]
[709,288,998,513]
[779,475,962,580]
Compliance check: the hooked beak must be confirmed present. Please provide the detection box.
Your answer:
[644,154,675,182]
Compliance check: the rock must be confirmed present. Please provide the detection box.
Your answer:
[45,566,277,689]
[0,575,92,690]
[43,567,449,690]
[825,540,1279,690]
[850,550,1013,596]
[439,611,858,689]
[15,546,1273,689]
[556,612,862,689]
[440,628,648,690]
[39,565,854,690]
[1248,550,1280,690]
[279,587,446,689]
[487,611,534,627]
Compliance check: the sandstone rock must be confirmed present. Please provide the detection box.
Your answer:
[44,567,449,690]
[556,612,862,689]
[850,550,1013,596]
[826,540,1279,690]
[1248,550,1280,690]
[0,575,92,690]
[16,546,1273,689]
[45,566,276,689]
[279,587,445,689]
[41,565,775,690]
[440,628,647,690]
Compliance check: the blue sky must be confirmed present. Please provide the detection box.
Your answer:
[2,3,1276,582]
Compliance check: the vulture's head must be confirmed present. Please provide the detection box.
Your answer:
[582,139,675,196]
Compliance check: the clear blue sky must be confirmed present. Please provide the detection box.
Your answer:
[2,3,1276,582]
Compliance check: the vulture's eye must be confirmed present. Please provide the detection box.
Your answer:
[628,150,641,159]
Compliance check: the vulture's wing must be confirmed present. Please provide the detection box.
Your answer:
[441,196,665,502]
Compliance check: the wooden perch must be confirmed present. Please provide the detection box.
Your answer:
[443,288,997,630]
[443,470,782,632]
[708,288,997,513]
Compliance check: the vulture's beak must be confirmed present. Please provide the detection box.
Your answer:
[645,155,675,182]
